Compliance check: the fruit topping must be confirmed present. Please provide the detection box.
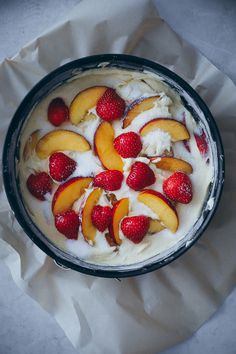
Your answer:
[122,96,160,128]
[109,198,129,245]
[163,171,192,204]
[152,157,193,174]
[126,162,155,191]
[194,130,208,156]
[114,132,142,158]
[121,215,150,244]
[94,170,123,191]
[138,190,179,233]
[96,88,125,121]
[140,118,190,141]
[36,130,90,159]
[148,219,165,234]
[48,98,69,126]
[81,188,103,243]
[70,86,107,125]
[26,172,52,201]
[91,205,112,232]
[52,176,93,215]
[94,121,124,171]
[55,210,79,240]
[49,152,76,182]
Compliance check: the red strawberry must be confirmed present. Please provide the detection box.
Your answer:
[48,97,69,126]
[49,152,76,182]
[55,210,79,240]
[163,171,192,204]
[126,162,156,191]
[96,88,125,121]
[26,172,52,200]
[91,205,112,232]
[94,170,123,191]
[114,132,142,158]
[194,131,208,156]
[121,215,150,244]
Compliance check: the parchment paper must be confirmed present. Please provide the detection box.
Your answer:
[0,0,236,353]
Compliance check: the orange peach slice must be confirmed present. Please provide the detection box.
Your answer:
[140,118,190,141]
[138,189,178,233]
[52,176,93,215]
[81,188,103,244]
[36,129,91,159]
[94,121,124,172]
[122,96,160,128]
[23,129,40,160]
[69,86,107,125]
[152,157,193,174]
[109,198,129,245]
[148,219,165,234]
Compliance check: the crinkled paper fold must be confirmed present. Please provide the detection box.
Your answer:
[0,0,235,353]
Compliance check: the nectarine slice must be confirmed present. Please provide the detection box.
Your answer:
[81,188,103,244]
[148,219,165,234]
[94,121,124,171]
[138,190,178,233]
[70,86,107,125]
[109,198,129,245]
[140,118,190,141]
[122,96,160,128]
[153,157,193,174]
[36,129,91,159]
[52,176,93,215]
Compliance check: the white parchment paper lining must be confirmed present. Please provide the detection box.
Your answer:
[0,0,236,353]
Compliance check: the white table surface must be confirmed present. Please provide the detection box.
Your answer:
[1,1,236,353]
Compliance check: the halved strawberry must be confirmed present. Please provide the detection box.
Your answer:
[163,171,192,204]
[94,170,123,191]
[91,205,112,232]
[49,152,76,182]
[126,162,156,191]
[194,131,208,156]
[121,215,150,243]
[48,97,69,126]
[114,132,142,158]
[55,210,79,239]
[96,88,125,121]
[26,172,52,200]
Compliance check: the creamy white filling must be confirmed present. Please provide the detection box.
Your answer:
[18,68,214,266]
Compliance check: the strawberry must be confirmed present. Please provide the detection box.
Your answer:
[163,171,192,204]
[96,88,125,121]
[55,210,79,240]
[121,215,150,244]
[126,162,156,191]
[94,170,123,191]
[48,97,69,126]
[26,172,52,200]
[114,132,142,158]
[194,131,208,156]
[49,152,76,182]
[91,205,112,232]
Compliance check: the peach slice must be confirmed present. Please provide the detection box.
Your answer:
[148,219,165,234]
[140,118,190,141]
[138,189,178,233]
[122,96,160,128]
[52,176,93,215]
[23,130,40,160]
[94,121,124,172]
[69,86,107,125]
[109,198,129,245]
[81,188,103,244]
[152,157,193,174]
[36,129,91,159]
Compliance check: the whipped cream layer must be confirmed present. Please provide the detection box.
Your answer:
[19,68,214,266]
